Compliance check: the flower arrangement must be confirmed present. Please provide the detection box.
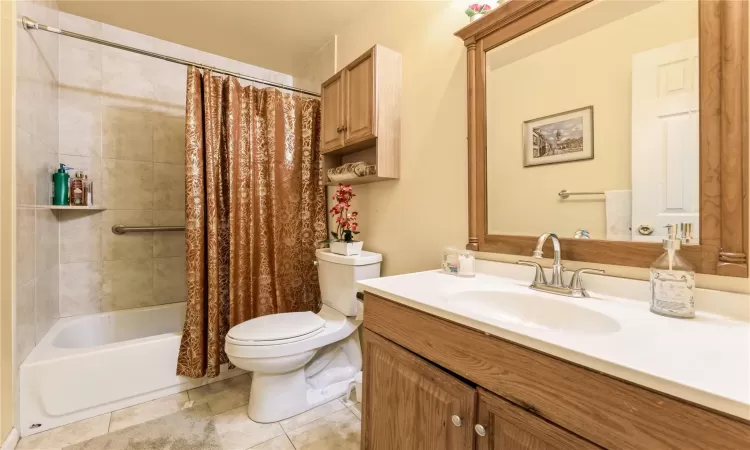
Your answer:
[465,3,492,19]
[329,184,359,243]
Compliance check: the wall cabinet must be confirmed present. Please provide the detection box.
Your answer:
[362,292,750,450]
[320,45,401,185]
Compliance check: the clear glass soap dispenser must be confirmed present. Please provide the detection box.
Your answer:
[649,224,695,318]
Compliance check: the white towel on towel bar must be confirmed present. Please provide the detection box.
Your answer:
[605,190,632,241]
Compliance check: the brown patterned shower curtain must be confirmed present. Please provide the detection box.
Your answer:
[177,67,326,378]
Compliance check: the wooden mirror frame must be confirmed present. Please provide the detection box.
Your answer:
[456,0,748,277]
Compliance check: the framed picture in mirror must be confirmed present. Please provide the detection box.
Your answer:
[523,105,593,167]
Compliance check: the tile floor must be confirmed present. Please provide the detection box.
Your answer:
[16,373,362,450]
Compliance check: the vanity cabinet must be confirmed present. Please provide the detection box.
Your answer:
[363,331,476,450]
[320,45,401,185]
[362,292,750,450]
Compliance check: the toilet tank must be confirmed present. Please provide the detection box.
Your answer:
[315,249,382,316]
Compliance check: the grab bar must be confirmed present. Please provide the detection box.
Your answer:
[111,224,185,235]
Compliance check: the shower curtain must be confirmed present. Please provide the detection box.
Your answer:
[177,67,326,378]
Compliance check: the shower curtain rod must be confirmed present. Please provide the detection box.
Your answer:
[21,16,321,97]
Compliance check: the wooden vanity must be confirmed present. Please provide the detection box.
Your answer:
[361,292,750,450]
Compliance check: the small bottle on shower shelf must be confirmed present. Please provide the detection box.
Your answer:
[649,224,695,319]
[70,171,85,206]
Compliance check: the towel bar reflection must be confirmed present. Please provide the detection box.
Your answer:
[558,189,605,199]
[111,224,185,235]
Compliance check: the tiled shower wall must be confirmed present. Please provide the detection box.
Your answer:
[55,13,294,317]
[15,0,60,364]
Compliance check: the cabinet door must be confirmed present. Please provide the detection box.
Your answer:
[476,389,601,450]
[362,330,476,450]
[344,49,376,144]
[321,72,344,152]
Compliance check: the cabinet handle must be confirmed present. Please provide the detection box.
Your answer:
[341,125,347,132]
[474,424,487,437]
[451,415,462,427]
[336,126,342,132]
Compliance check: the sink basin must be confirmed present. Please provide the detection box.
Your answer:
[442,290,621,334]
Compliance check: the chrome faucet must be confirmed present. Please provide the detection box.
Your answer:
[532,232,564,287]
[517,232,605,298]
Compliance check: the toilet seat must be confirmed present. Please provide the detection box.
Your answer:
[225,305,359,359]
[227,311,325,346]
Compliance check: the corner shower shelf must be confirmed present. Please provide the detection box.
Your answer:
[42,205,106,211]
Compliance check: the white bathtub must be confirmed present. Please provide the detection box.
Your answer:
[20,303,244,436]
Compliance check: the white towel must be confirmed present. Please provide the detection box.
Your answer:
[605,190,632,241]
[355,298,364,321]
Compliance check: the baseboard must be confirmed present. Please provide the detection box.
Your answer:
[1,428,19,450]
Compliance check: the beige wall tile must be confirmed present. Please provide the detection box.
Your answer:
[153,210,185,258]
[59,44,101,90]
[102,159,153,209]
[102,104,154,161]
[35,266,59,342]
[16,128,37,206]
[34,151,57,207]
[151,59,188,106]
[102,258,154,311]
[152,114,185,164]
[16,208,36,286]
[102,209,153,261]
[35,209,59,274]
[102,52,154,100]
[153,163,185,210]
[59,89,102,157]
[153,257,187,305]
[60,262,102,317]
[16,280,36,365]
[59,211,102,263]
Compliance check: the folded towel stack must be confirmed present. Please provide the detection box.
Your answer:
[327,162,376,182]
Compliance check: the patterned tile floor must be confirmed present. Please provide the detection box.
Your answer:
[16,374,362,450]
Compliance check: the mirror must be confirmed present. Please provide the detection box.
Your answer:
[485,0,699,243]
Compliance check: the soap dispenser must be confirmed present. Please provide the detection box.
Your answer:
[52,164,73,206]
[649,224,695,318]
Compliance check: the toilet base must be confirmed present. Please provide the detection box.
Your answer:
[246,333,362,423]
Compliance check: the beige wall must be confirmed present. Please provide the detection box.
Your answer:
[55,13,295,317]
[1,0,16,440]
[326,2,749,294]
[486,0,697,238]
[15,0,60,367]
[293,37,337,95]
[329,2,468,276]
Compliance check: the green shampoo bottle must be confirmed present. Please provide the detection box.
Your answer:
[52,164,73,206]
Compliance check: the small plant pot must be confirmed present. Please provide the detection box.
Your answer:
[470,13,486,22]
[330,241,364,256]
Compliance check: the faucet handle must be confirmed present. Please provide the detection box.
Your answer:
[517,260,547,286]
[569,268,605,295]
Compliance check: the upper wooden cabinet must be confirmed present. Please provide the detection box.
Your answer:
[320,45,401,185]
[321,72,344,152]
[343,50,375,145]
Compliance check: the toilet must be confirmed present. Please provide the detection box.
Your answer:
[225,248,382,423]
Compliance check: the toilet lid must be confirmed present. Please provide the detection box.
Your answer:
[227,311,325,343]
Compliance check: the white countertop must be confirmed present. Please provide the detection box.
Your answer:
[357,264,750,420]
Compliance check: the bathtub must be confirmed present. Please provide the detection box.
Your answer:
[19,303,244,436]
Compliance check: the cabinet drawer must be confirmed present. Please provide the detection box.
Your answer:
[363,292,750,450]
